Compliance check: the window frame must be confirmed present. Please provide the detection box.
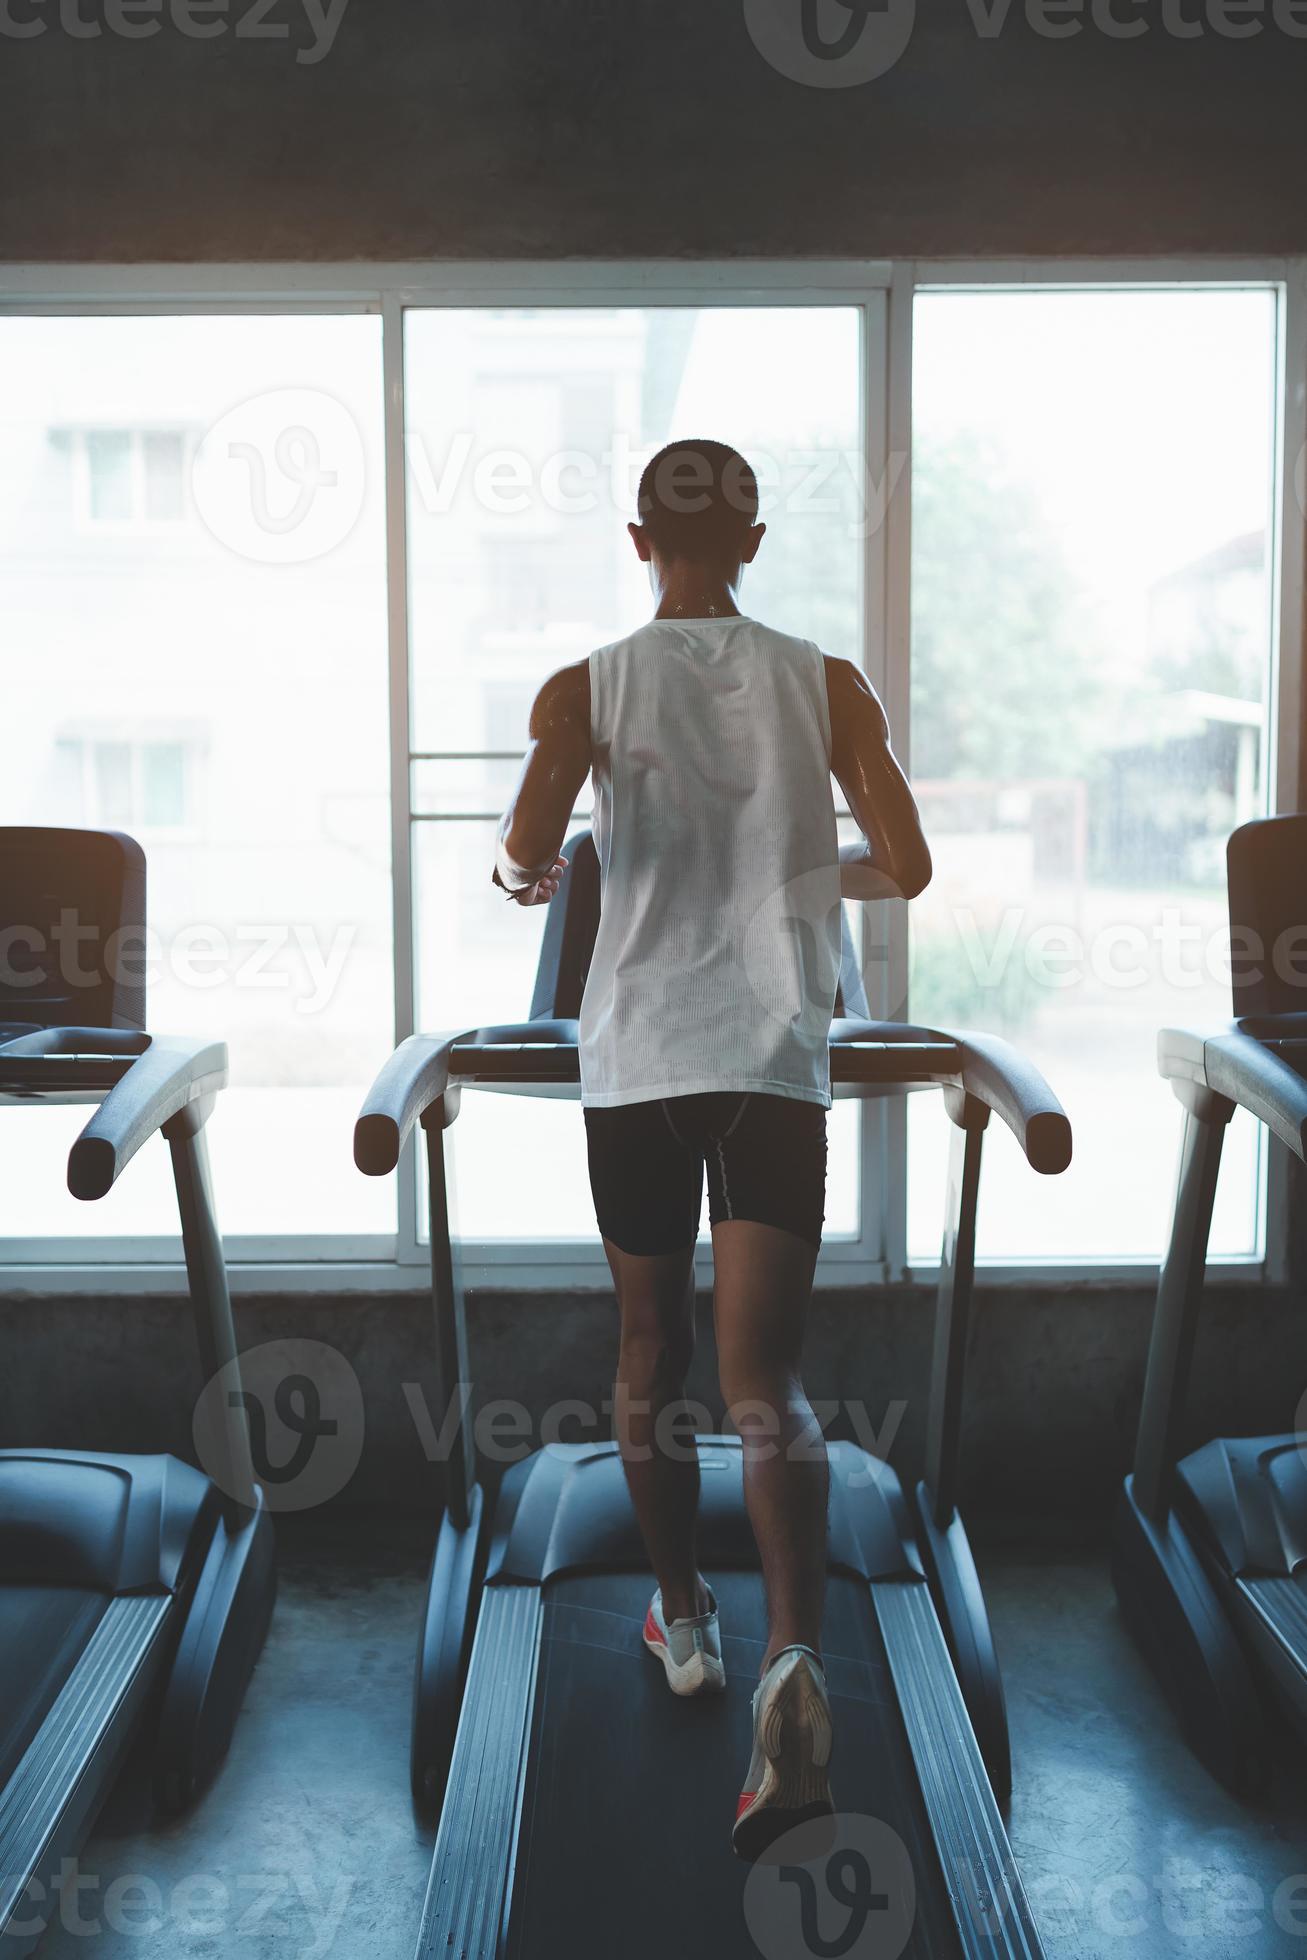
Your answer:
[0,257,1301,1295]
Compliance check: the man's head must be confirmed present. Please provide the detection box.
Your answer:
[629,438,764,577]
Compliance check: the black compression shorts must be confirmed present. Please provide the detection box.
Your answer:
[583,1091,828,1256]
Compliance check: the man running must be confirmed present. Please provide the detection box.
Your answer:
[492,437,931,1860]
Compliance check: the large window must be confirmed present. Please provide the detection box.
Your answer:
[909,288,1279,1263]
[0,268,1300,1281]
[0,314,393,1251]
[403,305,865,1245]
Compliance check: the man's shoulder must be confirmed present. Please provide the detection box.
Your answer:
[532,659,591,733]
[587,626,641,661]
[823,657,889,734]
[743,620,834,670]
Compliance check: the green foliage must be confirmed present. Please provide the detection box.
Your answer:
[908,922,1045,1039]
[911,430,1096,782]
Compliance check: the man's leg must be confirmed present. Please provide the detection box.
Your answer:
[712,1220,827,1668]
[603,1237,709,1624]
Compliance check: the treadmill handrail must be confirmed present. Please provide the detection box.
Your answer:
[0,1026,150,1061]
[354,1030,467,1175]
[1160,1022,1307,1164]
[944,1027,1073,1176]
[354,1017,1072,1176]
[66,1033,229,1200]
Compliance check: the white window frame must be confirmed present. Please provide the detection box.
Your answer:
[0,258,1301,1294]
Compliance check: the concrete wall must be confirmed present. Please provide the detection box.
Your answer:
[3,1278,1304,1521]
[2,3,1307,262]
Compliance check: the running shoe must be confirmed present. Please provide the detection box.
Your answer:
[642,1585,726,1696]
[733,1644,834,1861]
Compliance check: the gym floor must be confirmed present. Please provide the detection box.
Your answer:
[45,1518,1307,1960]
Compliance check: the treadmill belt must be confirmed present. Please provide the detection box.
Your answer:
[0,1587,108,1789]
[508,1569,964,1960]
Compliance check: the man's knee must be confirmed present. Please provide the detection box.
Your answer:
[618,1322,695,1393]
[718,1363,803,1432]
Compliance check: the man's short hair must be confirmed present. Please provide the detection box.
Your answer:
[636,439,760,561]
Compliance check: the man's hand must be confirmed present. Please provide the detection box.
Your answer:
[506,857,568,907]
[839,842,904,903]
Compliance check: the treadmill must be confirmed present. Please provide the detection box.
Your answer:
[1113,812,1307,1794]
[0,828,275,1956]
[356,832,1072,1960]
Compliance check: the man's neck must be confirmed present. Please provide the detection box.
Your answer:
[651,566,744,621]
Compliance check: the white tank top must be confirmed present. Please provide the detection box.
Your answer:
[579,616,840,1109]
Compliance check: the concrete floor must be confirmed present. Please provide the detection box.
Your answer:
[41,1519,1307,1959]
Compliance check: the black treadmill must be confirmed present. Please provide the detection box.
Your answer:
[356,833,1072,1960]
[1113,812,1307,1794]
[0,828,275,1956]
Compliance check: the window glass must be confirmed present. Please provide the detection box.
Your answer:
[909,289,1277,1262]
[143,430,186,521]
[141,740,189,830]
[0,315,393,1243]
[85,429,132,521]
[405,306,864,1241]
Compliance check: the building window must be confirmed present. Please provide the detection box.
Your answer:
[75,427,189,526]
[52,734,199,836]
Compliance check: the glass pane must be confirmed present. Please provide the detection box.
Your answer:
[141,740,188,829]
[411,754,592,824]
[48,738,84,821]
[405,307,863,751]
[0,315,393,1242]
[85,429,132,521]
[142,430,186,521]
[406,306,864,1242]
[909,289,1276,1263]
[92,740,133,828]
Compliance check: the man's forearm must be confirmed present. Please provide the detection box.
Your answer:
[493,823,556,893]
[838,838,905,903]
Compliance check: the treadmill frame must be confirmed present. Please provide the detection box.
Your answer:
[1113,1011,1307,1791]
[0,1024,273,1952]
[357,1004,1072,1819]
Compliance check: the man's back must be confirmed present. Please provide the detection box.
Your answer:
[580,615,839,1109]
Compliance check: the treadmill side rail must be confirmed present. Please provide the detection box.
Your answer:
[874,1583,1043,1960]
[415,1585,543,1960]
[0,1596,173,1957]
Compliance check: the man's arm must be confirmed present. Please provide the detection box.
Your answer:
[825,657,932,902]
[493,660,592,907]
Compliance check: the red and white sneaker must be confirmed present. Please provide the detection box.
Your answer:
[642,1586,725,1696]
[732,1645,834,1862]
